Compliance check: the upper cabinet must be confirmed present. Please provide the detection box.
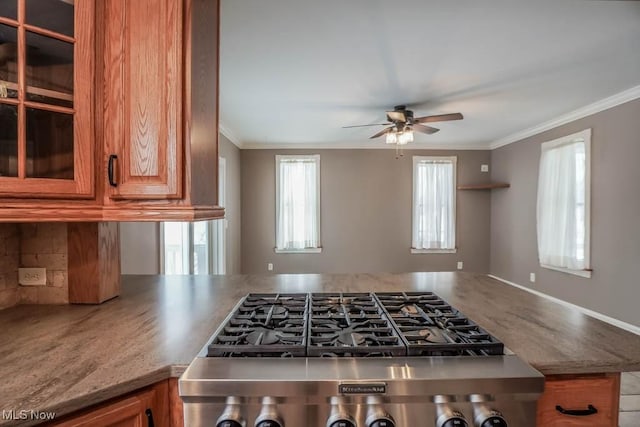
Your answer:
[0,0,94,198]
[100,0,223,221]
[102,0,183,200]
[0,0,224,221]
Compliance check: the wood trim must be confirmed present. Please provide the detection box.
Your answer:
[23,23,75,44]
[168,378,184,427]
[68,223,121,304]
[17,0,25,180]
[0,205,224,222]
[457,183,510,190]
[0,16,18,26]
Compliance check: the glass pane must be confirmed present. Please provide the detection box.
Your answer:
[26,107,74,179]
[163,222,190,274]
[25,31,73,107]
[193,221,209,275]
[0,103,18,177]
[25,0,74,37]
[0,0,18,20]
[0,24,18,100]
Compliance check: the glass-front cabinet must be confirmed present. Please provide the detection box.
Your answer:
[0,0,93,198]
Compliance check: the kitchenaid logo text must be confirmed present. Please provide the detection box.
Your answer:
[2,410,56,421]
[339,383,387,394]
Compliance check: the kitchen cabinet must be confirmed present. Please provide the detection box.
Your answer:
[0,0,94,198]
[52,381,169,427]
[98,0,223,221]
[0,0,224,222]
[537,373,620,426]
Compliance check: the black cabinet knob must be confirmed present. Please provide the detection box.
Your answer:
[216,421,243,427]
[330,420,357,427]
[256,421,283,427]
[442,418,469,427]
[481,417,508,427]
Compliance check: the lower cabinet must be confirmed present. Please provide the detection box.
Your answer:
[537,373,620,427]
[52,381,170,427]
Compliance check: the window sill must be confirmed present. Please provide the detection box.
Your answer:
[411,248,457,254]
[541,264,592,278]
[274,248,322,254]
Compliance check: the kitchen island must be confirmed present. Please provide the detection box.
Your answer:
[0,272,639,426]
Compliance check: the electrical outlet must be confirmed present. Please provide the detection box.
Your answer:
[481,164,489,172]
[267,263,273,271]
[457,261,463,270]
[530,273,536,283]
[19,268,47,286]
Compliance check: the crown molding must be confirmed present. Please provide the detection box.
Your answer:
[219,122,244,149]
[490,85,640,150]
[240,141,491,150]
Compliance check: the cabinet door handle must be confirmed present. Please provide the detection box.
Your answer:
[108,154,118,187]
[555,404,598,416]
[145,408,155,427]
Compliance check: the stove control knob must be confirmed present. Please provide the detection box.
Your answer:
[434,395,468,427]
[470,395,507,427]
[255,421,283,427]
[366,396,395,427]
[216,397,246,427]
[217,422,244,427]
[255,397,284,427]
[327,396,356,427]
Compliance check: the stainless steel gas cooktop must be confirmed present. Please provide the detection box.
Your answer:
[180,292,544,427]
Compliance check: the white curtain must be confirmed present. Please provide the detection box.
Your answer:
[276,157,319,250]
[412,159,455,250]
[537,140,586,270]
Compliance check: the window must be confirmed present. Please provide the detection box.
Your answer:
[537,129,591,278]
[275,155,321,252]
[161,157,226,274]
[412,156,457,253]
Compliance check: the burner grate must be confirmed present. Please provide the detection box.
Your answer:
[207,293,309,357]
[374,292,504,356]
[307,293,406,357]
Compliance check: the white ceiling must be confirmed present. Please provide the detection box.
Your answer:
[219,0,640,149]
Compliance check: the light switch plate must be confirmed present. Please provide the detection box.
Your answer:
[19,268,47,286]
[457,261,463,270]
[267,263,274,271]
[530,272,536,283]
[481,164,489,172]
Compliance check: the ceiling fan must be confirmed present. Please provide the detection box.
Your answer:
[343,105,463,144]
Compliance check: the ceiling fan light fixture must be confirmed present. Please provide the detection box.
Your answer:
[397,130,414,145]
[385,131,398,144]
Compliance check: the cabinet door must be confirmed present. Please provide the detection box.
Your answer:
[52,390,154,427]
[103,0,183,200]
[537,373,620,427]
[0,0,94,198]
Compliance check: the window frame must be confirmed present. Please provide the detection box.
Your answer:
[274,154,322,254]
[537,128,592,278]
[411,155,457,254]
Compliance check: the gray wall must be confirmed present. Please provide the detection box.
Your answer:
[490,98,640,326]
[241,149,492,274]
[120,134,242,274]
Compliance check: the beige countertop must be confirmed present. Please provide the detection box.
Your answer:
[1,272,640,425]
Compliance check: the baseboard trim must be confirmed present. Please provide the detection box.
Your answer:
[488,274,640,336]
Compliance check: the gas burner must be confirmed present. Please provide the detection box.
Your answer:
[206,292,504,358]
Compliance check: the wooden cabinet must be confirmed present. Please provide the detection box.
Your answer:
[0,0,94,199]
[52,381,169,427]
[98,0,223,222]
[537,373,620,427]
[0,0,224,221]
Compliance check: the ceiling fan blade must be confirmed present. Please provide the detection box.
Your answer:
[413,113,463,124]
[342,123,389,128]
[369,126,394,139]
[412,124,440,135]
[386,110,407,122]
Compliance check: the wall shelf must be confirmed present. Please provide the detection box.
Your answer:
[457,182,510,190]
